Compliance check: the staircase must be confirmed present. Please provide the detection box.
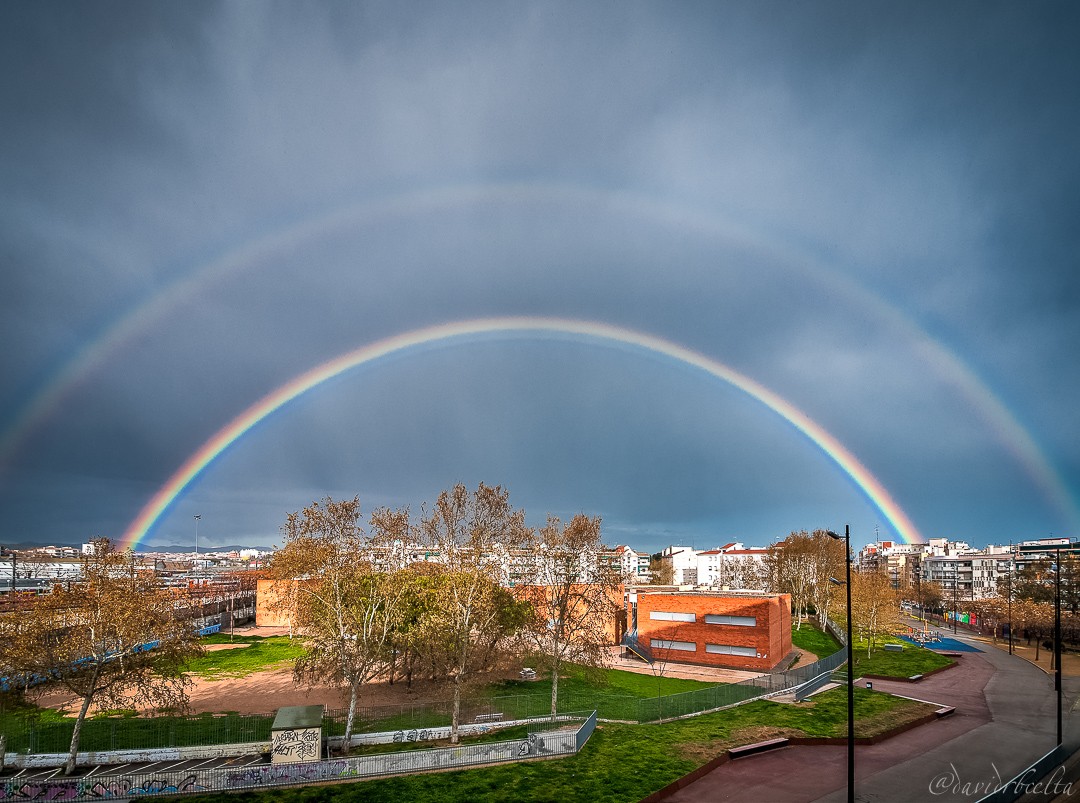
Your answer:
[620,630,655,664]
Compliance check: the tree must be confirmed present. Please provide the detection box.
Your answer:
[808,531,846,631]
[912,578,944,619]
[419,482,531,743]
[847,570,902,657]
[1014,558,1055,605]
[3,539,200,775]
[268,496,405,743]
[648,556,673,585]
[519,514,622,719]
[644,623,690,724]
[767,531,833,629]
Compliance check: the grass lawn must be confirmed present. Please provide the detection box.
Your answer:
[790,623,842,657]
[183,635,307,679]
[850,639,954,678]
[183,686,936,803]
[356,664,720,732]
[0,705,278,754]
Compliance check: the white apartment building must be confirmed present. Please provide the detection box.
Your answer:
[656,543,768,590]
[662,545,698,585]
[695,543,768,589]
[613,544,651,584]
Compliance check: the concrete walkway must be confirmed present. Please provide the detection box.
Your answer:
[664,632,1080,802]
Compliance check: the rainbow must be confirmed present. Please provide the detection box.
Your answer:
[119,316,925,550]
[6,182,1076,535]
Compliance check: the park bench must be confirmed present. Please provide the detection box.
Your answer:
[883,644,904,652]
[936,706,956,718]
[729,738,790,759]
[474,712,504,723]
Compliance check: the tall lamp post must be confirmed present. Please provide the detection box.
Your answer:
[193,514,201,579]
[1055,544,1062,745]
[827,526,855,803]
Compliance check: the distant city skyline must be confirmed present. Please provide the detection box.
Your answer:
[2,3,1078,555]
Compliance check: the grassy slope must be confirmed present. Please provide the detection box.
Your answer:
[788,621,954,678]
[790,624,842,657]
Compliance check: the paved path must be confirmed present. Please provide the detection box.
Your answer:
[665,632,1080,802]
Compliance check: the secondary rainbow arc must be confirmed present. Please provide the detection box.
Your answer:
[119,317,925,549]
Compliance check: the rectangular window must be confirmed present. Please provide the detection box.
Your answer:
[649,611,696,623]
[651,639,696,652]
[704,614,756,627]
[706,643,757,657]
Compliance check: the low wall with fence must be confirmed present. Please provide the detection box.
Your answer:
[1,642,848,765]
[0,712,598,802]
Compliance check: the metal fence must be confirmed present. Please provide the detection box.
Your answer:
[0,713,599,802]
[1,647,847,756]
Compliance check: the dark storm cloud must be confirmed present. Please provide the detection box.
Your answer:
[1,1,1077,552]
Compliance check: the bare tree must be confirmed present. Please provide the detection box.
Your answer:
[648,555,674,585]
[419,482,532,743]
[644,624,690,724]
[4,539,200,775]
[767,532,817,629]
[269,496,405,743]
[519,514,622,719]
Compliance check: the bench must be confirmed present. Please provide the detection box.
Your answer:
[908,674,924,681]
[936,706,956,718]
[883,644,904,652]
[474,713,504,724]
[729,738,790,759]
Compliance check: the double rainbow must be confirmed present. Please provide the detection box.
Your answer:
[119,317,924,549]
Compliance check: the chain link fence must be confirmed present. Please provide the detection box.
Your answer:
[2,646,846,755]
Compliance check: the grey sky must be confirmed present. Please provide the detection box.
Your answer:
[2,1,1077,553]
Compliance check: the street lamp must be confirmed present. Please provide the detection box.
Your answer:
[1055,544,1062,745]
[827,526,855,803]
[194,514,201,578]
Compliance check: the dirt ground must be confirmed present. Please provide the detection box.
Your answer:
[33,626,453,717]
[31,625,767,717]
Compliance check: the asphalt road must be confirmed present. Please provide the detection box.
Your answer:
[666,630,1080,802]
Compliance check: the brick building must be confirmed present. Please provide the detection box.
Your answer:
[629,590,792,672]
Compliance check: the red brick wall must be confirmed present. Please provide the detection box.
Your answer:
[632,592,792,671]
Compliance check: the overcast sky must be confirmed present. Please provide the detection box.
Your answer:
[2,1,1078,554]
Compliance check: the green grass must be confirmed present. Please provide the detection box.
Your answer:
[790,623,843,657]
[486,663,720,723]
[0,706,277,754]
[492,663,714,700]
[183,635,307,679]
[348,664,721,732]
[851,639,955,678]
[182,687,935,803]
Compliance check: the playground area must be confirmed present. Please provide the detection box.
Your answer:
[904,616,1080,676]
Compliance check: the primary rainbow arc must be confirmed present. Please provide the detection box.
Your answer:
[119,317,925,549]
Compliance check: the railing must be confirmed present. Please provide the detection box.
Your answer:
[0,713,599,801]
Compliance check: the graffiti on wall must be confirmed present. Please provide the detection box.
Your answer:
[225,761,349,788]
[0,715,591,802]
[271,727,320,763]
[0,776,205,801]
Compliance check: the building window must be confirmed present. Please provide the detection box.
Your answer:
[649,611,696,623]
[706,643,757,657]
[651,639,696,652]
[704,614,756,627]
